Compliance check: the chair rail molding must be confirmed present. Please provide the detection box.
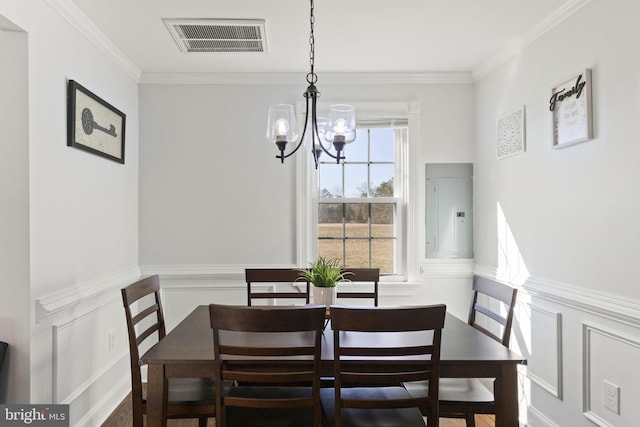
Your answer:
[139,263,249,281]
[35,266,141,322]
[473,264,640,326]
[141,264,421,300]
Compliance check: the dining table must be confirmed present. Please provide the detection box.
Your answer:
[141,305,526,427]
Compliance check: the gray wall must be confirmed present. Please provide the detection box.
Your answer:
[0,23,29,404]
[139,82,475,268]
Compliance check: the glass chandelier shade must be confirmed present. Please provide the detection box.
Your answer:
[324,104,356,152]
[266,0,355,169]
[266,104,299,152]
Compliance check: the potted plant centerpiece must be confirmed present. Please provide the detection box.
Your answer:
[298,257,351,307]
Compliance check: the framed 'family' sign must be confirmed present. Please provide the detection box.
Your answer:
[67,80,126,163]
[550,69,592,148]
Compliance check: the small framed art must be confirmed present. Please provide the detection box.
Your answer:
[497,105,526,159]
[67,80,126,163]
[550,69,592,148]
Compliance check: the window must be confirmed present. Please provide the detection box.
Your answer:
[317,127,405,274]
[296,102,421,282]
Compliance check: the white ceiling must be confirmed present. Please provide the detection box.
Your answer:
[69,0,577,78]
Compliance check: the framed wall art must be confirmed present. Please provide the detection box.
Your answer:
[67,80,126,163]
[550,69,592,149]
[497,105,526,159]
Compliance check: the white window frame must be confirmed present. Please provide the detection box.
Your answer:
[296,101,421,282]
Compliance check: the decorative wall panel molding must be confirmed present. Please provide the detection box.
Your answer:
[52,299,128,403]
[582,323,640,426]
[527,306,563,399]
[475,264,640,426]
[74,375,130,427]
[527,405,561,427]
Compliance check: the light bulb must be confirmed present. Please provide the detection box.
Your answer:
[335,118,348,133]
[324,104,356,144]
[266,104,298,145]
[275,118,289,142]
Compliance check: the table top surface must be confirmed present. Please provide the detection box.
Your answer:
[142,305,526,366]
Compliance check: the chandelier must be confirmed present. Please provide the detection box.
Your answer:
[266,0,356,169]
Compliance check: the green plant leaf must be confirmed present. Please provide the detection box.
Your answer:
[297,257,352,287]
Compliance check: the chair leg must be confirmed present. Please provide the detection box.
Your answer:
[198,417,208,427]
[465,413,476,427]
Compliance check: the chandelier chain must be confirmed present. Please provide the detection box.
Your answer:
[307,0,317,84]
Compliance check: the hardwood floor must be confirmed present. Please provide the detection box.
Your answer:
[101,393,495,426]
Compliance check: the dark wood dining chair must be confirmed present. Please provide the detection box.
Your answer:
[121,275,215,427]
[209,304,326,427]
[0,341,7,404]
[320,304,447,427]
[405,275,518,427]
[245,268,310,306]
[336,268,380,306]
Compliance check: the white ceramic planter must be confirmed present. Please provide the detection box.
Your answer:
[312,286,336,307]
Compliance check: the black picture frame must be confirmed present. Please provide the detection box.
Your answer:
[67,80,126,163]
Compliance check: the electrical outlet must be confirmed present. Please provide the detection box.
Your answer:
[108,331,116,353]
[603,380,620,415]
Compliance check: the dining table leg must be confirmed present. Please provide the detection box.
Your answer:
[146,363,168,427]
[494,364,519,427]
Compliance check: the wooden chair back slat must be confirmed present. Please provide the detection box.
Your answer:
[337,268,380,306]
[245,268,310,306]
[467,276,518,346]
[329,305,446,425]
[210,304,326,427]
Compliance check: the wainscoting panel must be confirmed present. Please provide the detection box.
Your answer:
[527,306,562,399]
[39,267,141,426]
[475,264,640,427]
[582,324,640,427]
[52,298,128,404]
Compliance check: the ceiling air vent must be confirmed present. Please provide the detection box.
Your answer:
[164,19,267,53]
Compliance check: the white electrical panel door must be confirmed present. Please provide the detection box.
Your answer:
[426,164,473,258]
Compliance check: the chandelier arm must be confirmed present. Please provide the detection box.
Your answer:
[311,103,340,162]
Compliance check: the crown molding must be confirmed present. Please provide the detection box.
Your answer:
[139,71,474,85]
[47,0,591,85]
[471,0,593,80]
[46,0,142,82]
